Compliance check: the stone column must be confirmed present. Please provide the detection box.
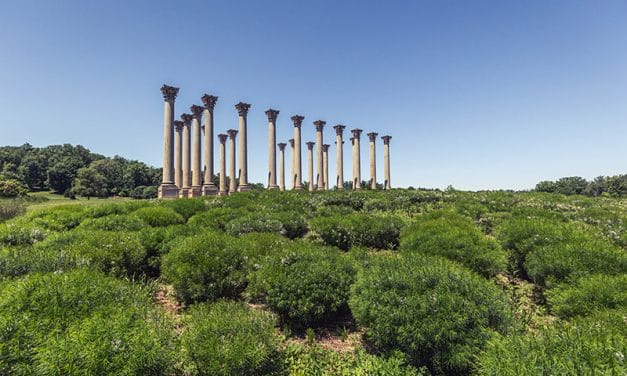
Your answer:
[367,132,378,189]
[266,109,280,189]
[382,135,392,190]
[158,84,179,198]
[278,142,286,191]
[306,141,315,191]
[227,129,238,194]
[350,137,355,189]
[190,105,204,197]
[174,121,184,189]
[217,133,228,196]
[235,102,251,192]
[201,94,218,195]
[323,144,330,190]
[179,114,193,197]
[314,120,326,190]
[333,125,345,190]
[291,115,304,190]
[351,129,362,190]
[288,139,295,189]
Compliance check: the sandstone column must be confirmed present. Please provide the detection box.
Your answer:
[201,94,218,195]
[314,120,326,190]
[218,133,228,196]
[158,84,179,198]
[322,144,330,190]
[190,105,204,197]
[180,114,193,197]
[333,125,345,190]
[291,115,304,190]
[306,141,315,191]
[278,142,286,191]
[288,139,295,189]
[351,129,362,190]
[367,132,378,189]
[382,135,392,190]
[227,129,238,194]
[266,109,280,190]
[174,121,184,189]
[235,102,251,192]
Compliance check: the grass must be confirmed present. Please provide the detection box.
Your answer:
[25,191,133,211]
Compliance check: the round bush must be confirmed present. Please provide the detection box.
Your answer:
[248,243,355,327]
[349,254,512,374]
[181,301,280,376]
[0,179,28,197]
[78,213,146,231]
[187,207,249,231]
[132,206,184,227]
[28,205,86,231]
[160,197,215,220]
[545,274,627,318]
[311,213,404,251]
[161,232,246,304]
[401,211,507,277]
[225,212,284,236]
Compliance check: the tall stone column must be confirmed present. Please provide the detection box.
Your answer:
[351,129,362,190]
[201,94,218,195]
[314,120,326,190]
[333,125,345,190]
[350,137,355,189]
[367,132,378,189]
[382,135,392,190]
[180,114,193,197]
[235,102,251,192]
[190,105,204,197]
[174,121,184,189]
[266,109,280,189]
[218,133,228,196]
[291,115,304,190]
[288,139,295,189]
[278,142,286,191]
[158,84,179,198]
[322,144,330,190]
[227,129,238,194]
[306,142,315,191]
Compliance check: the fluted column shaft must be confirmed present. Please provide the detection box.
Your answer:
[228,129,238,194]
[278,143,286,191]
[181,116,192,196]
[382,136,392,190]
[235,102,251,191]
[314,120,325,190]
[190,105,203,197]
[266,109,279,189]
[333,125,345,190]
[174,122,183,188]
[323,144,329,190]
[306,142,315,191]
[291,115,304,190]
[288,139,295,190]
[351,129,362,190]
[368,132,378,190]
[218,134,228,196]
[158,84,179,198]
[202,95,218,195]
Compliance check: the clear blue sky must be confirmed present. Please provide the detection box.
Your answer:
[1,0,625,190]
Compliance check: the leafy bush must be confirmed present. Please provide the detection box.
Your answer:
[248,243,355,327]
[28,205,86,231]
[78,213,146,231]
[475,310,626,375]
[225,212,284,236]
[0,179,28,198]
[132,206,184,227]
[160,197,215,220]
[187,207,249,231]
[0,200,26,222]
[129,185,157,199]
[0,219,49,246]
[180,301,280,376]
[545,274,627,318]
[86,200,149,218]
[350,254,512,374]
[161,232,246,304]
[311,213,405,251]
[401,211,507,277]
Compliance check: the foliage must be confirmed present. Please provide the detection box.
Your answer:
[535,174,627,197]
[180,301,280,376]
[72,166,107,198]
[78,213,146,231]
[350,254,512,374]
[0,179,28,198]
[474,310,626,375]
[401,211,507,277]
[187,207,249,231]
[311,213,405,251]
[0,200,26,222]
[132,206,184,227]
[545,274,627,318]
[160,197,216,220]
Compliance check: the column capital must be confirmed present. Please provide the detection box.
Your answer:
[291,115,305,127]
[235,102,251,116]
[351,128,363,138]
[180,113,193,124]
[333,124,346,135]
[367,132,379,142]
[313,120,326,131]
[278,142,287,151]
[288,138,295,147]
[201,94,218,111]
[174,120,184,132]
[160,84,179,101]
[218,133,228,143]
[322,144,330,152]
[190,105,204,119]
[265,109,280,122]
[227,129,238,139]
[382,135,392,144]
[306,141,315,150]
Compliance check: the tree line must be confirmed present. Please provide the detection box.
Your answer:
[535,175,627,197]
[0,144,161,198]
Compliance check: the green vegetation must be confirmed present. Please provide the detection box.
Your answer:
[0,188,624,375]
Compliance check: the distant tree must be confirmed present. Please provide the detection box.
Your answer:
[535,180,556,193]
[0,179,28,198]
[554,176,588,195]
[72,167,107,199]
[607,175,627,197]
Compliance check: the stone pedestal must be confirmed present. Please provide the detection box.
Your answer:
[158,84,179,199]
[190,105,204,197]
[333,125,345,190]
[179,114,193,198]
[351,129,362,190]
[382,135,392,190]
[218,134,228,196]
[266,109,280,189]
[278,142,286,191]
[235,102,251,192]
[368,132,378,190]
[314,120,326,190]
[227,129,238,195]
[306,141,315,191]
[201,94,218,195]
[291,115,304,190]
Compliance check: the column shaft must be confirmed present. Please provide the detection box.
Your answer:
[266,109,279,189]
[190,106,203,197]
[201,95,218,195]
[382,136,392,190]
[291,115,304,189]
[333,125,345,190]
[288,139,295,190]
[323,144,329,190]
[181,117,192,197]
[306,142,314,191]
[235,102,251,191]
[158,84,179,198]
[351,129,362,190]
[278,143,286,191]
[218,134,228,195]
[228,129,238,194]
[314,120,326,190]
[174,122,183,188]
[368,132,378,190]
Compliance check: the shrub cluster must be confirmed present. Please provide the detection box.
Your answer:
[0,200,26,222]
[78,213,145,231]
[132,206,184,227]
[545,274,626,318]
[311,213,404,251]
[0,179,28,197]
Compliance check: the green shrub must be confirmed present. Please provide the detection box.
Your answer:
[350,254,512,374]
[545,274,627,318]
[160,197,215,220]
[311,213,405,251]
[187,207,248,231]
[78,213,146,231]
[0,200,26,222]
[0,179,28,198]
[0,219,49,246]
[161,232,246,304]
[401,211,507,277]
[238,232,291,273]
[132,206,184,227]
[180,301,280,376]
[129,185,158,199]
[28,205,86,231]
[248,243,355,327]
[225,212,284,236]
[474,310,626,375]
[86,200,149,218]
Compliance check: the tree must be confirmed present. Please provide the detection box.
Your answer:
[72,167,107,199]
[535,180,556,193]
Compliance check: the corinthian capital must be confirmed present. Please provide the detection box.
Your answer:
[227,129,238,139]
[160,84,179,101]
[313,120,326,131]
[265,109,280,122]
[367,132,378,142]
[201,94,218,111]
[306,141,315,150]
[382,135,392,144]
[333,124,346,135]
[291,115,304,127]
[190,105,204,119]
[278,142,287,151]
[322,144,330,152]
[235,102,251,116]
[288,139,295,147]
[180,113,193,125]
[174,120,184,132]
[351,128,363,138]
[218,133,228,143]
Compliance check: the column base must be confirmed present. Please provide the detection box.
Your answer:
[293,185,304,190]
[268,185,279,190]
[218,190,229,196]
[179,187,191,198]
[158,183,179,199]
[237,184,251,192]
[201,184,218,196]
[189,186,202,197]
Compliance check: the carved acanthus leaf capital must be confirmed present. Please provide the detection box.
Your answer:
[381,135,392,144]
[333,124,346,135]
[313,120,326,131]
[217,133,228,143]
[174,120,184,132]
[201,94,218,111]
[265,109,280,122]
[277,142,287,151]
[306,141,315,149]
[160,84,179,101]
[367,132,378,142]
[227,129,238,139]
[322,144,330,152]
[291,115,304,127]
[180,114,193,124]
[190,105,204,118]
[235,102,251,116]
[351,128,363,138]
